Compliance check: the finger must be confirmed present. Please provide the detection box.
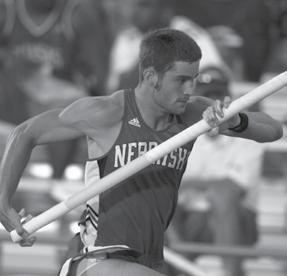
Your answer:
[223,96,231,109]
[19,234,36,247]
[18,228,36,247]
[209,105,221,125]
[1,207,25,232]
[18,208,26,218]
[214,100,224,118]
[20,214,33,224]
[15,224,28,237]
[203,109,219,128]
[25,214,33,222]
[11,211,29,237]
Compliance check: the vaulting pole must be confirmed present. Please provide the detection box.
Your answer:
[10,72,287,242]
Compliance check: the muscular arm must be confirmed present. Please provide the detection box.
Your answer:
[0,109,82,205]
[0,92,123,243]
[186,96,283,143]
[220,111,283,143]
[59,92,124,155]
[0,109,82,235]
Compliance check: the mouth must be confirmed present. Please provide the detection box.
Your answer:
[177,99,189,104]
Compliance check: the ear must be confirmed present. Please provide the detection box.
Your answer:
[143,67,158,88]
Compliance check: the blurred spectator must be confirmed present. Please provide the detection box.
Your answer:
[263,0,287,78]
[166,67,265,276]
[0,0,112,177]
[173,0,272,82]
[106,0,230,93]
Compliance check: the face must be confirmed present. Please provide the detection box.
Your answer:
[153,61,200,114]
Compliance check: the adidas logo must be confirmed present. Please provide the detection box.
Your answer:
[128,117,141,127]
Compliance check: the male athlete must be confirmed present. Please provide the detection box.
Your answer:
[0,29,283,276]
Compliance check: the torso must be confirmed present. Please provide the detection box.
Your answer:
[82,89,202,269]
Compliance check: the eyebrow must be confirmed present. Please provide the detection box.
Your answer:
[176,73,199,80]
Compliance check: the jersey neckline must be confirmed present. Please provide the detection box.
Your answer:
[130,89,178,134]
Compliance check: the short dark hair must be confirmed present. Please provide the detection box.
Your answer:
[139,28,202,81]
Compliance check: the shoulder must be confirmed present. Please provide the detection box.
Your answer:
[59,90,125,128]
[181,96,213,125]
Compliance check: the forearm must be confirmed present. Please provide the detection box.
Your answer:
[0,125,34,204]
[221,111,283,143]
[0,120,15,139]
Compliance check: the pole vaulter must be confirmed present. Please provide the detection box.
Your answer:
[10,71,287,243]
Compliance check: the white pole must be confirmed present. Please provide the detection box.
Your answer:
[10,72,287,242]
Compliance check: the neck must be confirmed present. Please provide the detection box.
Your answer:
[134,84,172,131]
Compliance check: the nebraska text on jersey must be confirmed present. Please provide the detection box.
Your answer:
[114,141,190,170]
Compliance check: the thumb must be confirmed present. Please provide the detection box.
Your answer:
[223,96,232,109]
[8,208,27,236]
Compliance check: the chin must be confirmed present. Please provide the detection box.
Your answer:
[173,106,186,115]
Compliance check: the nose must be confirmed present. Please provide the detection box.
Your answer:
[183,80,195,96]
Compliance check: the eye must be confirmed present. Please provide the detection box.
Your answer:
[177,78,186,85]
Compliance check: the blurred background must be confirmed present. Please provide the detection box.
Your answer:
[0,0,287,275]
